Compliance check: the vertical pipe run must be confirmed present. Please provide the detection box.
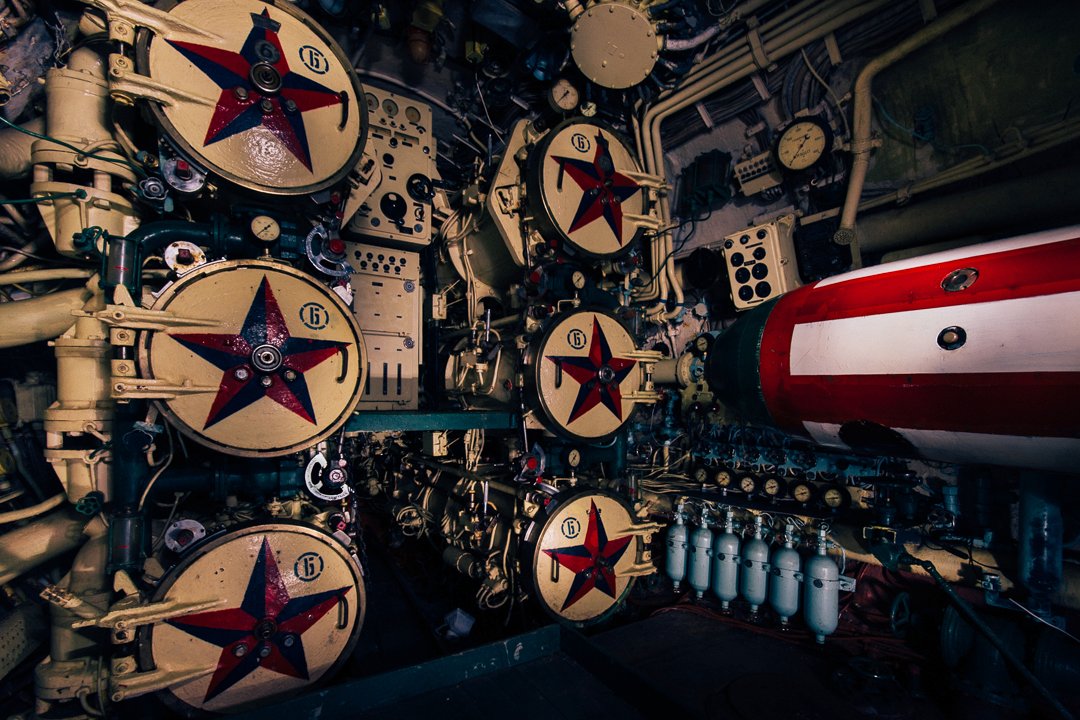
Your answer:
[1018,473,1064,618]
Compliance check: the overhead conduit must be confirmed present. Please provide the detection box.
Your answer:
[634,0,1004,315]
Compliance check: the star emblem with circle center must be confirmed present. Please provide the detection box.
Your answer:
[164,537,351,703]
[543,500,633,611]
[169,275,348,429]
[551,131,641,243]
[165,8,344,171]
[545,317,637,425]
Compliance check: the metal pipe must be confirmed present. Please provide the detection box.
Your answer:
[0,286,94,348]
[664,25,721,52]
[0,268,94,286]
[636,0,896,309]
[0,117,44,179]
[835,0,1005,261]
[0,494,65,525]
[1018,473,1063,618]
[885,547,1076,720]
[409,456,522,499]
[853,163,1080,257]
[0,508,91,586]
[831,525,1080,610]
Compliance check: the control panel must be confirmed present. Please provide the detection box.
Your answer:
[346,86,436,247]
[348,242,422,409]
[720,214,800,310]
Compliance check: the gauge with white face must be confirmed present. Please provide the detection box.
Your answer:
[548,78,580,113]
[775,117,832,172]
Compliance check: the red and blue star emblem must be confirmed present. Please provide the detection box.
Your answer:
[544,501,633,611]
[165,537,351,703]
[166,9,343,171]
[545,317,637,425]
[170,276,347,429]
[552,132,641,243]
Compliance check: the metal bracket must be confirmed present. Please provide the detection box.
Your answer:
[110,664,214,703]
[839,574,857,592]
[76,0,221,44]
[620,561,659,578]
[112,377,218,400]
[745,17,773,71]
[619,169,667,191]
[71,595,224,632]
[106,53,216,109]
[90,304,222,332]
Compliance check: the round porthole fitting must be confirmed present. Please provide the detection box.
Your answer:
[937,326,967,350]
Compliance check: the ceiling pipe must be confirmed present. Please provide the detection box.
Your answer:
[834,0,1005,267]
[634,0,895,312]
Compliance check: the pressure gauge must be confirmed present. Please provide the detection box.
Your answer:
[693,334,712,354]
[762,476,783,498]
[571,270,587,290]
[548,78,580,113]
[775,116,833,172]
[250,215,281,243]
[566,448,582,468]
[791,481,815,505]
[692,467,710,484]
[579,100,598,118]
[822,484,850,510]
[714,469,733,488]
[738,475,757,494]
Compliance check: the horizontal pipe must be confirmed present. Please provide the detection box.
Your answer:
[0,494,65,525]
[856,163,1080,256]
[0,117,44,179]
[0,508,91,586]
[0,268,95,286]
[838,0,1005,251]
[832,526,1080,611]
[0,286,93,348]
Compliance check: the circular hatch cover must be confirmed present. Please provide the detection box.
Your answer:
[140,260,366,457]
[533,309,644,442]
[528,121,648,258]
[138,0,367,196]
[524,491,640,626]
[140,523,364,715]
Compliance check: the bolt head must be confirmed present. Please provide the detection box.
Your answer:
[260,98,275,114]
[234,367,251,381]
[260,375,273,387]
[234,644,248,657]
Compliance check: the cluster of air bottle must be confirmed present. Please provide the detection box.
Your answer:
[665,504,852,643]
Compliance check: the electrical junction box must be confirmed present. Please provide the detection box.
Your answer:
[346,86,436,247]
[720,214,800,311]
[347,242,421,409]
[733,150,783,196]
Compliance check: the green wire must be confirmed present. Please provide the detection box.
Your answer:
[0,189,88,205]
[0,114,147,177]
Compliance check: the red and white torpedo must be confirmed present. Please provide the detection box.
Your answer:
[705,225,1080,472]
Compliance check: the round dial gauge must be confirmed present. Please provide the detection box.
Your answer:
[714,469,733,488]
[762,476,782,497]
[738,475,757,494]
[579,101,598,118]
[791,481,815,505]
[249,215,281,243]
[692,467,710,484]
[822,485,849,509]
[693,334,712,354]
[775,117,833,172]
[566,448,582,468]
[548,78,580,113]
